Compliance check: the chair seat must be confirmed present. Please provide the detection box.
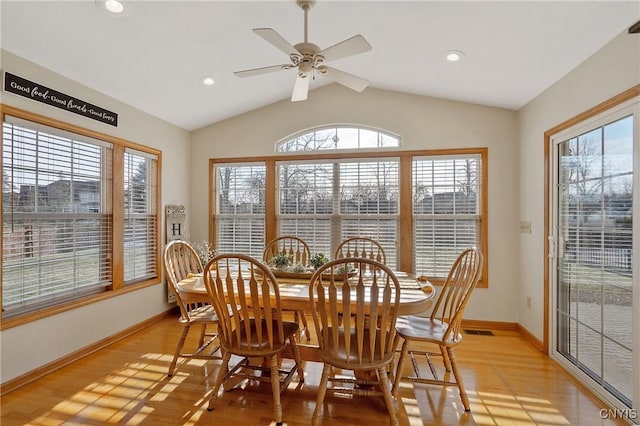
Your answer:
[395,315,462,346]
[226,319,299,355]
[318,327,395,370]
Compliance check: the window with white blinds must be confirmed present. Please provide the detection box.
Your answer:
[214,164,266,259]
[339,160,398,266]
[413,155,481,280]
[2,116,113,315]
[124,149,158,284]
[2,112,161,321]
[277,159,399,265]
[278,162,334,255]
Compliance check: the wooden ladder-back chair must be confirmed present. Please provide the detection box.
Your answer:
[203,253,305,426]
[263,235,312,341]
[263,235,311,266]
[392,247,483,412]
[309,257,401,426]
[335,237,387,275]
[162,240,220,376]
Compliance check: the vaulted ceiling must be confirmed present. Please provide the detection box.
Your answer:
[2,1,639,131]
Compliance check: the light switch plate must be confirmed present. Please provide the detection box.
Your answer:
[520,221,532,234]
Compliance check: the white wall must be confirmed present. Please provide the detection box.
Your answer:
[191,85,520,323]
[517,30,640,340]
[0,50,191,383]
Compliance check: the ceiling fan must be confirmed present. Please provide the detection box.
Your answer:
[234,0,372,102]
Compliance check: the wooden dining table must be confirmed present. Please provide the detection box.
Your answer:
[176,270,435,362]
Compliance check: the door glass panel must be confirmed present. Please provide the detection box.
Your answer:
[556,114,633,408]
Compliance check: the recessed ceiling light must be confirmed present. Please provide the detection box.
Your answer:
[104,0,124,14]
[95,0,130,16]
[445,50,465,62]
[200,76,215,86]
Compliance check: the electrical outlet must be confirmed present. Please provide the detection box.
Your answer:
[526,296,532,309]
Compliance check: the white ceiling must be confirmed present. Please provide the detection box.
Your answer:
[1,1,639,131]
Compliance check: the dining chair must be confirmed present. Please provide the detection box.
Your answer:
[309,257,401,426]
[392,247,483,412]
[162,240,220,377]
[263,235,311,266]
[203,253,305,426]
[263,235,312,341]
[335,237,387,276]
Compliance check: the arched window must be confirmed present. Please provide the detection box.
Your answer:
[276,125,400,152]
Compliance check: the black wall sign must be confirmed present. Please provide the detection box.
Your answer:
[3,71,118,127]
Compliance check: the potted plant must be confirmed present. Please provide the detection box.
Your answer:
[310,253,329,270]
[269,253,292,271]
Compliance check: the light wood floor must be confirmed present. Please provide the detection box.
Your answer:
[1,314,626,426]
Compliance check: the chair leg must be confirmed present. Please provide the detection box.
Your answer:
[446,347,470,411]
[269,355,283,425]
[207,351,231,411]
[168,324,190,376]
[289,336,305,382]
[198,323,207,347]
[298,310,311,341]
[378,367,399,426]
[392,339,409,397]
[440,345,452,372]
[312,363,331,426]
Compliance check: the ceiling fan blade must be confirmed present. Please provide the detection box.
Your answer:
[234,64,293,78]
[321,66,369,92]
[253,28,300,57]
[318,34,372,62]
[291,73,310,102]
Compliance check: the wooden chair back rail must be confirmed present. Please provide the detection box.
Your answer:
[206,257,285,350]
[335,237,387,276]
[263,235,311,265]
[164,241,204,318]
[313,273,398,364]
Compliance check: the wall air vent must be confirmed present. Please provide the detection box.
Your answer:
[464,329,495,336]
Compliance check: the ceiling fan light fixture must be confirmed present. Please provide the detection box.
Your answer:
[445,50,465,62]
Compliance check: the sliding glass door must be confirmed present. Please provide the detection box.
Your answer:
[550,97,638,415]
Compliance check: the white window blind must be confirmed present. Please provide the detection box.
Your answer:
[339,160,399,266]
[2,116,112,315]
[123,148,157,284]
[278,162,333,255]
[277,159,399,265]
[215,164,266,259]
[413,155,481,280]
